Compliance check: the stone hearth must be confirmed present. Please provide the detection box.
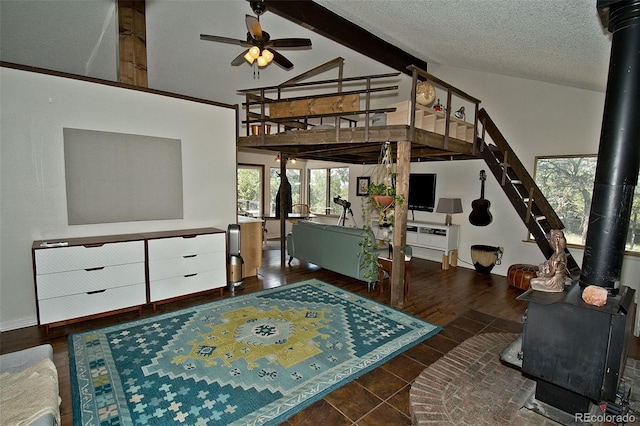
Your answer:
[409,333,640,425]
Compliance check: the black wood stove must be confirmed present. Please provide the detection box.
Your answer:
[517,0,640,418]
[519,284,635,414]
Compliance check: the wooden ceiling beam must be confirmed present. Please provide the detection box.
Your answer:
[263,0,428,76]
[118,0,148,87]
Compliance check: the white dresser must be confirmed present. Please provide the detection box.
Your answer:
[144,228,226,309]
[32,227,226,332]
[33,235,146,332]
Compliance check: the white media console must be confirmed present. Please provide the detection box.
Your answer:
[374,220,459,269]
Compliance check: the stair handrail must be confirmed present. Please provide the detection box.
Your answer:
[477,108,581,275]
[477,108,564,228]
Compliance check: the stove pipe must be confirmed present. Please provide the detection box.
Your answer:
[579,0,640,290]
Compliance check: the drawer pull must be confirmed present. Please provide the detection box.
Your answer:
[183,254,197,258]
[83,243,105,248]
[85,266,105,272]
[182,235,198,239]
[87,289,107,295]
[184,273,198,278]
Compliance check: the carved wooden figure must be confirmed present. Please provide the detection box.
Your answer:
[530,229,571,292]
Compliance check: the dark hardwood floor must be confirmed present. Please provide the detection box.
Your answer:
[2,247,638,425]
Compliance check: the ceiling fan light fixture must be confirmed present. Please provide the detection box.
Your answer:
[262,49,274,63]
[248,45,260,59]
[244,51,256,64]
[200,8,311,71]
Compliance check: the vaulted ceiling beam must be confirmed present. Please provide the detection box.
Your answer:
[263,0,428,76]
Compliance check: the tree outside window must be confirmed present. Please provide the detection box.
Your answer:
[308,167,349,215]
[534,155,640,253]
[237,164,263,216]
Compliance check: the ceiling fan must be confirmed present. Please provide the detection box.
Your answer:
[199,0,311,70]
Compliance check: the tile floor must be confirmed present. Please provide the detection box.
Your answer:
[283,310,523,425]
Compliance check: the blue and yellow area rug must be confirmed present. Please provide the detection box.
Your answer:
[69,279,440,425]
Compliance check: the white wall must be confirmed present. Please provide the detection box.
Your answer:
[0,67,237,331]
[238,64,640,292]
[423,65,639,290]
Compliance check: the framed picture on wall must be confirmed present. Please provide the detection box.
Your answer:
[357,176,371,196]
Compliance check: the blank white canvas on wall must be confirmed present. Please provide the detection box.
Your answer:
[64,128,184,225]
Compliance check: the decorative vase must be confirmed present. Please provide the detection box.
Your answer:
[470,244,503,274]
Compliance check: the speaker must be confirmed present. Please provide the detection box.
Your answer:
[228,224,241,256]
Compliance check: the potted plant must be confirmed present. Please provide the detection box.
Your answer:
[366,143,403,227]
[368,181,395,208]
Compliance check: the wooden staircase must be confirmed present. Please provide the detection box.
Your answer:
[476,108,581,276]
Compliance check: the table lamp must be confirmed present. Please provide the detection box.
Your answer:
[436,198,463,226]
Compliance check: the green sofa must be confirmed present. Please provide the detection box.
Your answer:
[286,221,385,290]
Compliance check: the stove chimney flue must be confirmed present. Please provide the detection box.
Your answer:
[579,0,640,290]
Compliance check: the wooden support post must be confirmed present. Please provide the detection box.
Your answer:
[118,0,148,87]
[391,139,411,307]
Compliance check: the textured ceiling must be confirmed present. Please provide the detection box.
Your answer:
[315,0,612,92]
[0,0,612,108]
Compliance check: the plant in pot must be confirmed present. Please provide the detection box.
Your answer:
[358,143,406,288]
[366,142,404,227]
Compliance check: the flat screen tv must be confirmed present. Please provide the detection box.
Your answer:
[408,173,437,212]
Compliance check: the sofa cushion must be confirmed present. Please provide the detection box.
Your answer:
[0,344,60,426]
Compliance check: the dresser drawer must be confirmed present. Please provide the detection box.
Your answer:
[148,252,225,281]
[147,233,224,261]
[149,269,225,302]
[37,283,146,325]
[36,262,145,300]
[35,240,144,274]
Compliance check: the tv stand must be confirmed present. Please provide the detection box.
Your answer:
[374,220,459,270]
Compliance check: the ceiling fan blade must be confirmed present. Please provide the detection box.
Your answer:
[200,34,248,46]
[268,38,312,48]
[245,14,263,41]
[270,49,294,70]
[231,50,248,66]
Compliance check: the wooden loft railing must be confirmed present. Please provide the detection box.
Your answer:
[405,65,482,153]
[236,57,401,140]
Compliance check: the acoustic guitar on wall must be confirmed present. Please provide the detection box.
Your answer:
[469,170,493,226]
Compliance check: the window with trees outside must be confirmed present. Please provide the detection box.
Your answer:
[533,155,640,254]
[308,167,349,215]
[237,164,264,216]
[269,168,301,216]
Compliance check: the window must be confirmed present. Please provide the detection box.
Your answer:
[269,168,301,216]
[308,167,349,215]
[533,155,640,254]
[237,164,263,216]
